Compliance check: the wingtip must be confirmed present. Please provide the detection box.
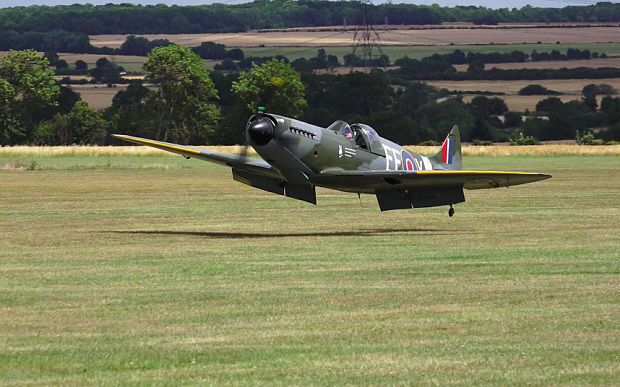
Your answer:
[111,134,129,141]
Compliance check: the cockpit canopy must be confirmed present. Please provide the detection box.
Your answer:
[326,120,385,156]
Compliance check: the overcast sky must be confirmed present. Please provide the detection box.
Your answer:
[0,1,610,9]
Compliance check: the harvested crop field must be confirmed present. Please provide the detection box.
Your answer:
[454,57,620,72]
[89,26,620,48]
[460,94,610,112]
[240,42,620,62]
[428,78,620,95]
[430,78,620,111]
[69,85,129,111]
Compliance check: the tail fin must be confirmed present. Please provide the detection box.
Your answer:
[430,125,461,170]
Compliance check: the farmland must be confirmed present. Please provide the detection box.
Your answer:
[453,57,620,72]
[11,24,615,113]
[70,26,620,112]
[428,78,620,111]
[89,26,620,48]
[0,151,618,384]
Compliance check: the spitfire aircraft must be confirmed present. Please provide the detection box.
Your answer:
[113,108,550,216]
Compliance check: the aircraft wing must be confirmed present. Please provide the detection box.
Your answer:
[316,170,551,190]
[112,134,280,178]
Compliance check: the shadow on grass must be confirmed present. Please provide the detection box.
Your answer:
[104,228,467,239]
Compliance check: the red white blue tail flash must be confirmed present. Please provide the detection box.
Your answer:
[441,137,453,164]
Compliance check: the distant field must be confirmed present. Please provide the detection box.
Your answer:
[71,77,620,112]
[58,53,147,73]
[428,78,620,95]
[430,78,620,111]
[0,51,148,73]
[240,43,620,62]
[69,84,158,111]
[69,84,128,111]
[0,153,618,384]
[454,57,620,72]
[89,26,620,48]
[460,94,611,112]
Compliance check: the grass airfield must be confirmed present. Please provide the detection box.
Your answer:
[0,152,618,384]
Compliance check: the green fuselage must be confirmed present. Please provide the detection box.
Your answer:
[251,113,438,193]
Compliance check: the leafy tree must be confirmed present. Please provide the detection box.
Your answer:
[470,117,494,141]
[44,50,59,66]
[546,100,591,140]
[582,94,598,111]
[75,59,88,71]
[214,58,238,71]
[119,35,172,56]
[582,83,616,95]
[503,111,522,128]
[225,48,244,61]
[599,124,620,141]
[519,84,559,95]
[327,72,391,118]
[0,78,20,145]
[397,81,437,117]
[522,117,549,140]
[536,97,563,113]
[192,41,227,60]
[144,44,220,143]
[90,57,122,83]
[37,101,107,145]
[57,86,81,114]
[232,59,307,117]
[468,96,508,117]
[467,60,485,74]
[601,96,620,124]
[67,101,108,144]
[0,50,59,144]
[34,112,70,145]
[106,82,154,140]
[416,98,475,141]
[55,59,68,70]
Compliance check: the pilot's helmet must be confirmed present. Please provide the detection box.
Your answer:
[342,125,353,140]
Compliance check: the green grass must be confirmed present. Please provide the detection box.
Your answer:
[1,154,618,384]
[242,42,620,61]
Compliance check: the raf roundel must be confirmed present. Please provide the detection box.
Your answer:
[401,149,416,171]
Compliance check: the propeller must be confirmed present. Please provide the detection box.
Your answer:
[236,106,275,158]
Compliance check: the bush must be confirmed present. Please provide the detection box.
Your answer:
[503,111,522,127]
[510,132,540,145]
[582,83,617,95]
[575,130,595,145]
[598,124,620,142]
[519,84,560,95]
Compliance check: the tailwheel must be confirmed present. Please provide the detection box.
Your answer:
[448,205,455,217]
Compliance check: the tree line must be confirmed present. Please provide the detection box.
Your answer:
[2,48,619,147]
[425,48,605,66]
[1,1,619,35]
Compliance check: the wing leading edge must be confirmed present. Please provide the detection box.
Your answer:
[112,134,279,178]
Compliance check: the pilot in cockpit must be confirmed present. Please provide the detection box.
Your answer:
[341,124,354,140]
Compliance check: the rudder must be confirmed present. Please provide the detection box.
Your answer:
[430,125,462,170]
